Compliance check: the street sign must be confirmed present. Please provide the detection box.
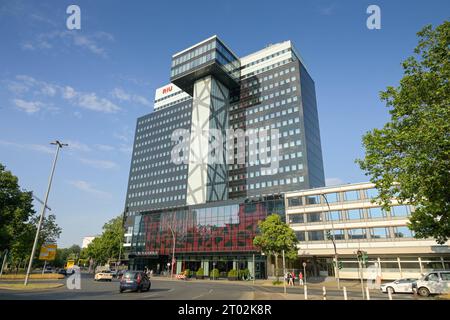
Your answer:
[302,262,307,267]
[38,243,57,261]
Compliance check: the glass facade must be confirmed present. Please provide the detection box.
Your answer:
[130,198,284,256]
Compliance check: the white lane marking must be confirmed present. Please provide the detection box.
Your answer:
[192,289,213,300]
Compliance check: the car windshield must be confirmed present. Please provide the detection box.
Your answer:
[123,272,137,280]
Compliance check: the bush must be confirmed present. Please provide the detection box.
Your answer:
[272,280,283,285]
[209,268,219,279]
[196,268,205,277]
[239,269,250,279]
[184,269,191,277]
[227,269,238,278]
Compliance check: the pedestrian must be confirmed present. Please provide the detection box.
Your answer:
[291,271,296,286]
[285,272,289,284]
[299,271,304,286]
[288,272,293,286]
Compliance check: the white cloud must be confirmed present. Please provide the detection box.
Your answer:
[325,177,344,186]
[21,31,114,58]
[62,86,76,99]
[69,180,111,198]
[95,144,115,152]
[0,139,54,154]
[76,92,120,113]
[65,140,91,152]
[111,88,151,107]
[79,158,118,169]
[5,75,121,114]
[12,98,43,113]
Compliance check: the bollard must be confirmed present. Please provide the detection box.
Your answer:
[323,286,327,300]
[343,286,348,300]
[304,285,308,300]
[366,286,370,300]
[388,287,393,300]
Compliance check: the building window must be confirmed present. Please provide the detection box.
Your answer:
[344,190,360,201]
[347,209,363,220]
[288,197,303,207]
[328,229,345,240]
[308,230,324,241]
[370,227,389,239]
[367,207,386,219]
[325,211,343,221]
[323,192,338,203]
[306,212,323,223]
[391,205,410,217]
[366,188,379,199]
[306,195,321,205]
[393,226,414,238]
[295,231,305,241]
[289,214,304,224]
[348,228,367,240]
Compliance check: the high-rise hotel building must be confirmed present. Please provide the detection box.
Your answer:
[122,36,325,277]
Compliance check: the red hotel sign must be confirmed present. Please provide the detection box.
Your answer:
[162,85,173,94]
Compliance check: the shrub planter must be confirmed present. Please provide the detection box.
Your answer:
[196,275,204,280]
[227,277,238,281]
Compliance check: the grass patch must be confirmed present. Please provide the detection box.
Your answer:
[0,283,64,290]
[437,293,450,300]
[0,274,64,280]
[272,280,283,285]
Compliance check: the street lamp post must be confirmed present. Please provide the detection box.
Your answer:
[24,140,67,286]
[168,226,176,279]
[320,194,340,289]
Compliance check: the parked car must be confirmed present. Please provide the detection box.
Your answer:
[95,270,113,281]
[57,268,67,276]
[413,271,450,297]
[380,278,417,294]
[119,271,151,293]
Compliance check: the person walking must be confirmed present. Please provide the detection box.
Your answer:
[299,271,304,286]
[291,271,296,286]
[288,272,294,286]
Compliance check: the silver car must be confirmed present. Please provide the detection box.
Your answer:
[380,278,417,294]
[414,271,450,297]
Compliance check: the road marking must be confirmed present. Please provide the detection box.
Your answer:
[192,289,213,300]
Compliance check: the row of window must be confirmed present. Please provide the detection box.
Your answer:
[248,176,305,190]
[130,167,187,182]
[242,48,290,69]
[286,188,380,207]
[241,57,294,80]
[294,226,415,242]
[128,184,187,198]
[288,205,411,224]
[129,170,188,189]
[241,66,297,89]
[155,96,191,111]
[246,102,299,125]
[172,40,216,67]
[229,151,304,169]
[137,103,191,128]
[128,194,187,207]
[241,78,297,100]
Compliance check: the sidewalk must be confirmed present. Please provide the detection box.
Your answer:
[150,276,376,293]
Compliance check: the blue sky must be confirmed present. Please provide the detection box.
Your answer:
[0,0,448,248]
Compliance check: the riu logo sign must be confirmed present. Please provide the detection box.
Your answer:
[162,85,173,94]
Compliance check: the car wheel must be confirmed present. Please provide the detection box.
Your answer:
[120,289,124,293]
[418,287,430,297]
[387,287,395,294]
[146,284,150,292]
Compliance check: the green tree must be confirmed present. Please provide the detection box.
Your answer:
[357,21,450,244]
[83,216,124,266]
[253,214,298,281]
[0,163,35,252]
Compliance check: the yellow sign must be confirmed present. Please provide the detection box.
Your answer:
[39,243,57,261]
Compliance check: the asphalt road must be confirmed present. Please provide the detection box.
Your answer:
[0,273,430,300]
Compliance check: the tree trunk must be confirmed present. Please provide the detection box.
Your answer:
[274,253,279,282]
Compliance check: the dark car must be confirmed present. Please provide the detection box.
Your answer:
[57,268,67,276]
[119,271,151,293]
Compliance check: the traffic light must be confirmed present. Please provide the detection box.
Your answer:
[326,231,332,240]
[356,250,369,265]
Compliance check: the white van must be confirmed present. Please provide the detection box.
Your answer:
[414,271,450,297]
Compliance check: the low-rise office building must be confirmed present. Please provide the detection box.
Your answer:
[285,182,450,280]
